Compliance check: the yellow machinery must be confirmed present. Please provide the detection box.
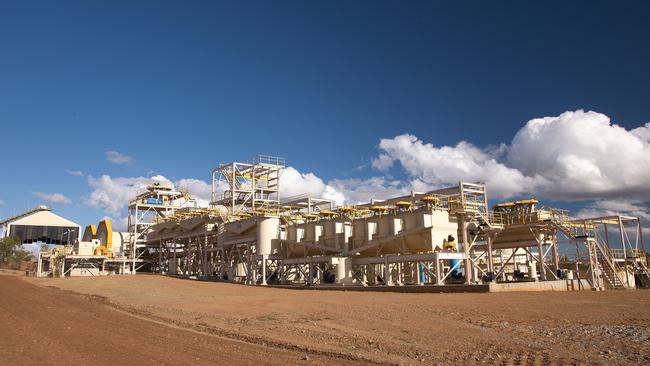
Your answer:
[370,205,389,215]
[395,201,412,211]
[493,199,539,213]
[443,235,457,251]
[319,210,337,218]
[94,219,113,257]
[303,213,319,220]
[420,195,440,207]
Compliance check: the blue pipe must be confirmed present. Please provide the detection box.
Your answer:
[419,263,426,284]
[450,259,462,277]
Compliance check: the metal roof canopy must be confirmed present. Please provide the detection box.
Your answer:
[0,205,80,228]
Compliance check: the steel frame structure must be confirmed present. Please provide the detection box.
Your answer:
[134,155,649,292]
[211,155,285,214]
[126,182,196,274]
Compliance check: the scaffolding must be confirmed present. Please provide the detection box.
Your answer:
[126,181,196,274]
[211,155,285,214]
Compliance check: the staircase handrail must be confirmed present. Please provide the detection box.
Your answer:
[591,231,627,287]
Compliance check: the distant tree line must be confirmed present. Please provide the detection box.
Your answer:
[0,237,33,269]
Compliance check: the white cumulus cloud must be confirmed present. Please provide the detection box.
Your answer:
[631,122,650,142]
[278,167,414,206]
[577,199,650,234]
[82,110,650,229]
[105,150,133,165]
[84,175,168,215]
[507,110,650,200]
[577,200,650,222]
[175,178,212,207]
[279,167,331,201]
[33,192,72,204]
[373,110,650,201]
[327,177,409,204]
[84,174,214,217]
[279,166,394,206]
[373,136,540,199]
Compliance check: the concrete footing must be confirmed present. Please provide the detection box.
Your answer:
[489,279,593,292]
[179,275,603,293]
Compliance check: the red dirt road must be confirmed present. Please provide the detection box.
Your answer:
[0,275,370,365]
[9,272,650,365]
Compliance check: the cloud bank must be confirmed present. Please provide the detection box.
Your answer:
[83,110,650,229]
[84,175,208,216]
[374,110,650,201]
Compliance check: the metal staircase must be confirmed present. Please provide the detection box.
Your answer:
[473,212,490,228]
[591,235,627,289]
[549,209,629,289]
[549,209,576,238]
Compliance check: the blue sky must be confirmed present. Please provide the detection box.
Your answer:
[1,1,649,243]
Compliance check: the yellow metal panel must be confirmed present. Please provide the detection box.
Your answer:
[82,224,97,241]
[97,219,113,257]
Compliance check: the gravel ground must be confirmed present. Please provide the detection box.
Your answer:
[23,274,650,365]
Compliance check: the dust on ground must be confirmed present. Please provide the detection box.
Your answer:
[18,274,650,365]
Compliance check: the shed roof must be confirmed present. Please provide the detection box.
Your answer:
[0,206,80,228]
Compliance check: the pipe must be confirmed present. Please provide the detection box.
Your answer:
[419,262,426,284]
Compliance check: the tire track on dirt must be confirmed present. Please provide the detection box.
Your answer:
[47,285,392,366]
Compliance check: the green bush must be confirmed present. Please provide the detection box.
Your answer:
[0,237,32,265]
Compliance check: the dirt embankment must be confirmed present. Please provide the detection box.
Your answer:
[20,275,650,365]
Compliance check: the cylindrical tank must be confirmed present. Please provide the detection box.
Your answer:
[112,232,123,255]
[257,217,280,255]
[528,262,537,279]
[336,258,353,284]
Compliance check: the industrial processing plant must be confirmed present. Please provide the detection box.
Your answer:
[4,2,650,365]
[32,155,649,292]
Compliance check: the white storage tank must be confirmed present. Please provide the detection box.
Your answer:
[334,257,353,284]
[111,232,130,256]
[257,217,280,255]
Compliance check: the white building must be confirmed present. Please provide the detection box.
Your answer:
[0,205,81,245]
